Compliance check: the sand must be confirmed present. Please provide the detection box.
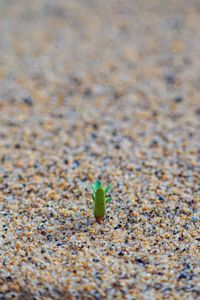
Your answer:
[0,0,199,299]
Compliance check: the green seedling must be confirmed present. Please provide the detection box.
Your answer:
[92,180,112,223]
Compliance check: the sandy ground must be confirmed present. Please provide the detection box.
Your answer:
[0,0,200,299]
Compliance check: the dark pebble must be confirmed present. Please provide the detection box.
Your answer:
[14,143,21,149]
[91,133,97,139]
[3,227,8,231]
[183,263,190,269]
[92,258,100,263]
[84,87,93,97]
[136,258,145,265]
[64,159,69,165]
[112,130,118,136]
[165,74,175,84]
[114,144,121,149]
[6,276,12,281]
[56,113,64,118]
[72,160,80,169]
[56,242,63,246]
[23,96,33,106]
[174,96,183,103]
[163,288,171,293]
[38,224,45,230]
[8,121,17,127]
[195,108,200,115]
[150,139,159,146]
[1,155,10,163]
[46,234,52,241]
[92,123,98,130]
[114,224,122,230]
[178,273,188,280]
[158,195,165,201]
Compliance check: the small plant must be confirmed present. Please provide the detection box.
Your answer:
[92,180,112,223]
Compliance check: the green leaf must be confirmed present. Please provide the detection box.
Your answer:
[104,184,111,194]
[92,180,102,194]
[106,197,112,203]
[92,194,95,201]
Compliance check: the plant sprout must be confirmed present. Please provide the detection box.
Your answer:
[92,180,112,223]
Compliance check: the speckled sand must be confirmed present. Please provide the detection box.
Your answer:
[0,1,200,299]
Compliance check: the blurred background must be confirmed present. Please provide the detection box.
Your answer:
[1,0,200,161]
[0,1,200,299]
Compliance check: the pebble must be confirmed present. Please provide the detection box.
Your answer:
[22,96,33,106]
[158,195,165,201]
[191,216,200,222]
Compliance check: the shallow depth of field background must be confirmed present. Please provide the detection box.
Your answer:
[0,1,199,299]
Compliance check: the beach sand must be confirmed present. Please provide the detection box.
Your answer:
[0,1,199,299]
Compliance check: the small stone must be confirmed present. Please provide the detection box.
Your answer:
[165,73,175,84]
[178,273,188,280]
[84,87,92,97]
[23,96,33,106]
[195,108,200,115]
[72,160,80,169]
[191,216,200,222]
[158,195,165,201]
[92,258,100,263]
[174,96,183,103]
[14,143,21,149]
[135,258,145,265]
[56,242,63,246]
[114,224,122,230]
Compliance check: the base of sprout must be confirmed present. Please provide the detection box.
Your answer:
[95,216,103,224]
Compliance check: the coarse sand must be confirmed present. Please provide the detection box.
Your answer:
[0,0,199,299]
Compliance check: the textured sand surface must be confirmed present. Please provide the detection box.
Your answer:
[0,0,200,299]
